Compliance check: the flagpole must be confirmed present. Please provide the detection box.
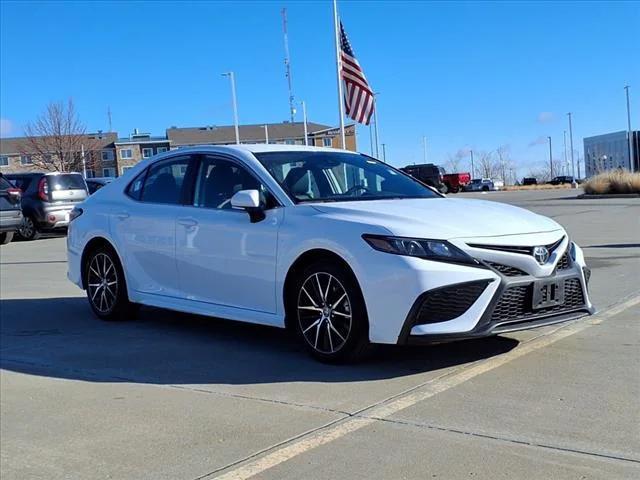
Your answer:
[332,0,346,149]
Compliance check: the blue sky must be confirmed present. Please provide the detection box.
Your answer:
[1,0,638,175]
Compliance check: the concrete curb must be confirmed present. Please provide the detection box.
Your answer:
[576,193,640,199]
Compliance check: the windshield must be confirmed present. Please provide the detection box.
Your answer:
[255,151,439,203]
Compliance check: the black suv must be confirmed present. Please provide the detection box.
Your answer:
[0,173,23,244]
[548,175,575,185]
[400,163,446,192]
[5,172,88,240]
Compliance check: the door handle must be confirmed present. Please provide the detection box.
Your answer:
[178,217,198,228]
[116,211,130,220]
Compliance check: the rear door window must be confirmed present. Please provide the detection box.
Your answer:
[140,156,192,205]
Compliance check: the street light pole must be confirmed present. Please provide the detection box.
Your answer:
[548,136,553,178]
[625,85,633,172]
[222,72,240,144]
[567,112,575,180]
[470,149,475,178]
[301,100,309,146]
[264,124,269,144]
[422,136,427,163]
[381,143,387,163]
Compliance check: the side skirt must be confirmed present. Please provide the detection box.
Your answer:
[132,291,285,328]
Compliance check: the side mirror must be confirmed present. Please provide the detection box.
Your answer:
[230,189,265,223]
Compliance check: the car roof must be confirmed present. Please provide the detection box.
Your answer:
[173,144,358,155]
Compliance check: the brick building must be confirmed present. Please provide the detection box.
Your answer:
[0,121,357,177]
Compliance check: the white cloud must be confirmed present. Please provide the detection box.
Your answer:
[528,136,548,147]
[0,118,13,137]
[537,112,555,123]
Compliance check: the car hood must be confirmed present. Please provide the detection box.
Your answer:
[310,197,563,239]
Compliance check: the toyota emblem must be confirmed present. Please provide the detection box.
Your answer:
[533,246,549,265]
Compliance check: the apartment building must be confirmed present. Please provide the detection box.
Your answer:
[0,121,357,177]
[166,121,357,150]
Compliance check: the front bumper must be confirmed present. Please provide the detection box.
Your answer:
[395,245,594,345]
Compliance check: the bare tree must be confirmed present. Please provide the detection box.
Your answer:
[446,153,462,173]
[495,145,513,184]
[21,99,100,172]
[475,150,499,179]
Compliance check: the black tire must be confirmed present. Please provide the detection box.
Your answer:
[292,260,369,363]
[439,184,448,194]
[0,232,13,245]
[84,245,137,321]
[482,186,490,192]
[17,216,41,241]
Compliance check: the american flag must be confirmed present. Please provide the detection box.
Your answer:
[339,21,375,125]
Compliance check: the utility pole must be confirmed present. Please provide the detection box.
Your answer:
[372,92,380,158]
[107,106,113,132]
[470,149,475,178]
[264,124,269,144]
[567,112,575,181]
[625,85,633,172]
[422,136,427,163]
[382,143,387,163]
[80,144,87,178]
[563,130,568,175]
[282,8,296,123]
[301,100,309,146]
[222,72,240,144]
[548,136,553,178]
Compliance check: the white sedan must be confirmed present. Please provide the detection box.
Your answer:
[67,145,594,362]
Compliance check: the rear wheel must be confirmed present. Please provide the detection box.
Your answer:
[482,186,490,192]
[0,232,13,245]
[18,216,41,241]
[84,246,136,321]
[294,261,369,363]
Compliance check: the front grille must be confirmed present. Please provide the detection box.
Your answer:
[491,278,585,324]
[557,251,571,270]
[414,280,491,325]
[486,261,527,277]
[469,236,565,257]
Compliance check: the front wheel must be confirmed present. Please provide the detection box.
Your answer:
[293,261,369,363]
[84,246,136,320]
[0,232,13,245]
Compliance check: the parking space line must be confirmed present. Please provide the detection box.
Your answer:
[209,293,640,480]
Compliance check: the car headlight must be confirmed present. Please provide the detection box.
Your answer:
[362,234,482,266]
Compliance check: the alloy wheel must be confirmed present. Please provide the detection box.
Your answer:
[87,253,119,314]
[19,217,34,239]
[297,272,352,354]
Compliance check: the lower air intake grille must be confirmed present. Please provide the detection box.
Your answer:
[557,251,571,270]
[414,280,491,325]
[491,278,585,323]
[486,261,528,276]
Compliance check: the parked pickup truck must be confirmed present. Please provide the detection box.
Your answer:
[442,172,471,193]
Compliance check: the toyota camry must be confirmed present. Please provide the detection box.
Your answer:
[67,145,594,362]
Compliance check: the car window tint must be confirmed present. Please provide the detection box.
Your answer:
[194,156,272,210]
[126,170,147,200]
[7,176,32,191]
[140,157,190,205]
[0,176,12,190]
[48,174,86,191]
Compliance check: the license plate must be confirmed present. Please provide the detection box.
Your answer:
[532,279,565,309]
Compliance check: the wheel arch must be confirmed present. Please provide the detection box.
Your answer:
[80,236,124,290]
[282,248,367,332]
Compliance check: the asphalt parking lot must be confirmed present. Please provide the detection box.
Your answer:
[1,189,639,480]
